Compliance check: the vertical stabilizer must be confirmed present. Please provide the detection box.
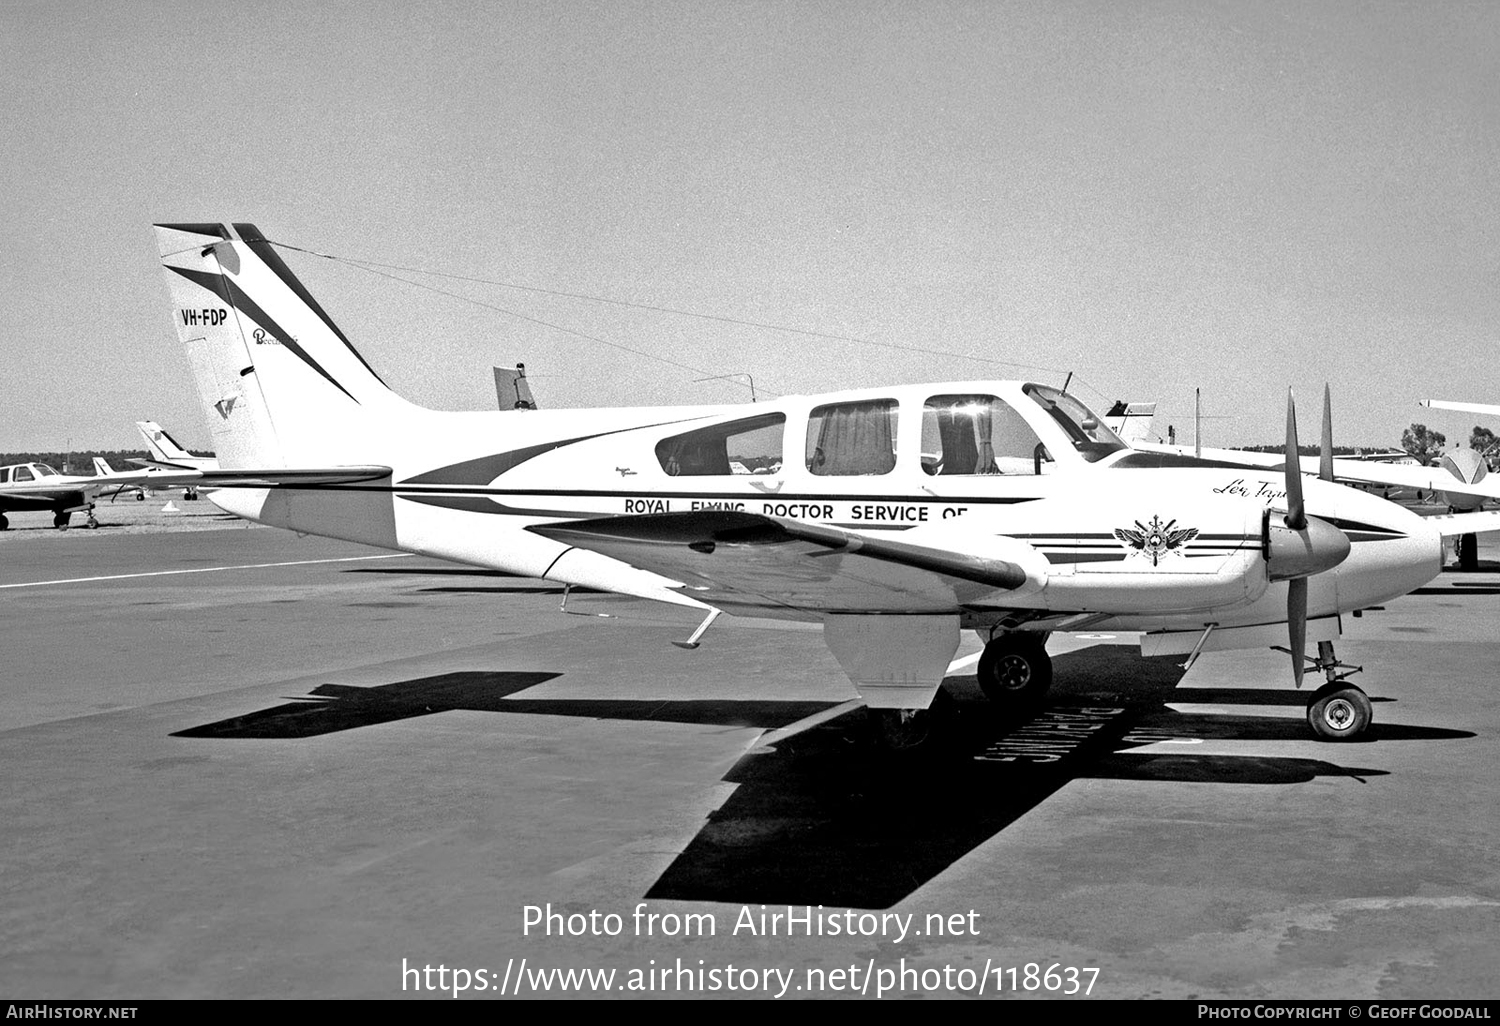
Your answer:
[1102,401,1158,446]
[135,421,216,469]
[495,363,538,410]
[154,223,410,468]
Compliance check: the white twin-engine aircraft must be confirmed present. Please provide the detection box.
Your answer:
[153,223,1496,747]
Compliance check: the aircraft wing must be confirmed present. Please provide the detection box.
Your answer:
[1420,399,1500,418]
[528,510,1035,615]
[2,468,185,499]
[1425,510,1500,538]
[1133,442,1500,501]
[130,462,392,487]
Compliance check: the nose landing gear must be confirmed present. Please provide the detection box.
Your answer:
[1302,640,1371,741]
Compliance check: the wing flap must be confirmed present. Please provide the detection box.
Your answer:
[1425,509,1500,538]
[528,510,1033,615]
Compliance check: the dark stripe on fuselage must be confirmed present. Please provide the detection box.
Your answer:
[391,484,1045,503]
[395,418,760,487]
[1324,517,1407,539]
[1109,452,1273,471]
[399,493,592,519]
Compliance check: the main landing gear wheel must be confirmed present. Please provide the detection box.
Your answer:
[867,689,954,753]
[53,511,71,529]
[977,633,1053,711]
[1306,682,1373,741]
[0,513,8,531]
[86,512,99,529]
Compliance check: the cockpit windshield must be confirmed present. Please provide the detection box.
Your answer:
[32,463,57,477]
[1023,385,1128,463]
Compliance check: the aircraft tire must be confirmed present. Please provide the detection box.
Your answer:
[867,688,954,753]
[977,633,1052,710]
[0,514,8,530]
[1306,683,1372,741]
[135,491,145,502]
[1457,533,1479,571]
[53,511,70,529]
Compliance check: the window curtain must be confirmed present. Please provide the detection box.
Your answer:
[974,402,999,474]
[812,401,896,475]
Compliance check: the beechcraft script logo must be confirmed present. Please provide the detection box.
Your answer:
[1113,515,1198,566]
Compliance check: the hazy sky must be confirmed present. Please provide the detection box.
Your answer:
[2,0,1497,451]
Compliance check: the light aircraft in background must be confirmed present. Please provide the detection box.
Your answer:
[495,364,538,410]
[1132,397,1500,568]
[1414,398,1500,569]
[0,459,194,530]
[1100,401,1158,445]
[1415,398,1498,509]
[134,419,218,500]
[92,456,147,501]
[150,222,1500,746]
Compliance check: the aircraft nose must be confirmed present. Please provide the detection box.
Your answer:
[1265,513,1351,581]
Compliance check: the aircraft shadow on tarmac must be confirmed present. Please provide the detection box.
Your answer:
[170,671,841,740]
[172,646,1473,908]
[341,565,610,597]
[643,647,1473,909]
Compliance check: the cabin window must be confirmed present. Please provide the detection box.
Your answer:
[1023,384,1127,463]
[656,413,785,476]
[806,399,899,476]
[921,395,1047,475]
[0,468,8,483]
[13,466,33,482]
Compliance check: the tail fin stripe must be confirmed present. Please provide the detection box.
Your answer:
[237,230,389,388]
[168,265,360,405]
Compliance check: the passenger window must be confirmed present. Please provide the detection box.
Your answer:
[806,399,899,476]
[0,468,8,483]
[921,395,1046,475]
[656,413,785,476]
[13,466,33,482]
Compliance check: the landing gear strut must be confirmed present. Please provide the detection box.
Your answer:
[1303,640,1371,741]
[53,507,98,530]
[977,632,1053,712]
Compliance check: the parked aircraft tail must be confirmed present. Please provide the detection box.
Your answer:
[154,223,413,469]
[135,420,213,469]
[1102,401,1157,445]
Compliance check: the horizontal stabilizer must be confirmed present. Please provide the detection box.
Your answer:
[131,461,392,488]
[529,510,1031,615]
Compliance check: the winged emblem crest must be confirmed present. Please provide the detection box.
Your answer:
[1113,515,1199,566]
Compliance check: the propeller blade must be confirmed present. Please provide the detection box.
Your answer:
[1320,384,1334,483]
[1284,388,1306,530]
[1288,576,1307,688]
